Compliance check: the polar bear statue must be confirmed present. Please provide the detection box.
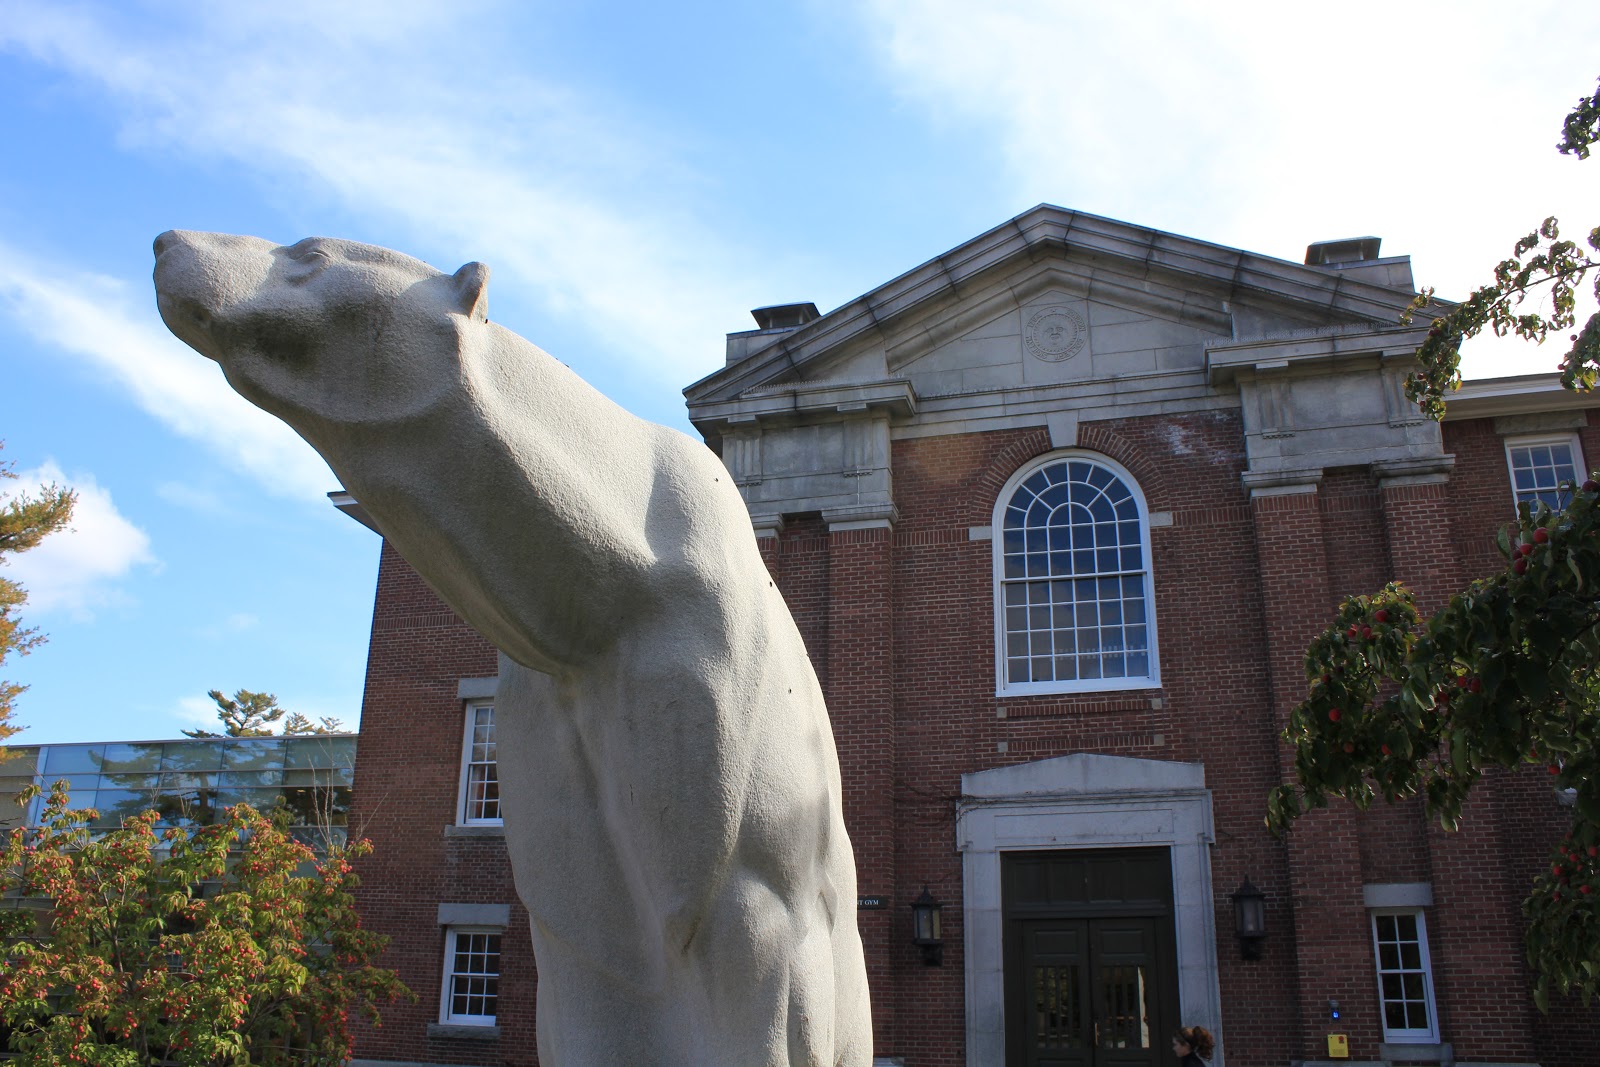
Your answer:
[152,231,871,1067]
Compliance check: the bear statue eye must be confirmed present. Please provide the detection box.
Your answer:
[281,241,331,283]
[286,244,329,264]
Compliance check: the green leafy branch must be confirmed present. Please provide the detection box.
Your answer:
[1403,78,1600,420]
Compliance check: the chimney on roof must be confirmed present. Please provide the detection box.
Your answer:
[1304,236,1382,266]
[750,303,820,331]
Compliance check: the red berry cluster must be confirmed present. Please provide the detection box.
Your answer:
[1542,834,1600,903]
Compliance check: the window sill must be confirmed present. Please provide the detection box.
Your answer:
[444,824,505,838]
[1378,1041,1451,1062]
[427,1023,499,1041]
[996,678,1162,699]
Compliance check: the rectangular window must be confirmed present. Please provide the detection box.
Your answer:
[440,927,501,1025]
[1370,909,1439,1043]
[1505,434,1585,513]
[458,702,501,825]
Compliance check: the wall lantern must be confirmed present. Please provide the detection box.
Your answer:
[1232,875,1267,960]
[910,885,944,966]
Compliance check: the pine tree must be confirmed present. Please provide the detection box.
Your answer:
[185,690,345,738]
[0,442,75,747]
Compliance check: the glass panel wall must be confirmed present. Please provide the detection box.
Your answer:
[1,735,357,846]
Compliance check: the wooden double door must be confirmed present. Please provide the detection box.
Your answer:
[1003,849,1180,1067]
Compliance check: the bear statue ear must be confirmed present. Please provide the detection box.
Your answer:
[450,261,490,322]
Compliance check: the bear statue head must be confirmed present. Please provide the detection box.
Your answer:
[153,230,491,449]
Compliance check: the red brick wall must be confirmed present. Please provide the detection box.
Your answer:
[1442,415,1600,1066]
[347,542,534,1067]
[346,408,1599,1067]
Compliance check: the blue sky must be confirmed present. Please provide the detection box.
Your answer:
[2,0,1597,745]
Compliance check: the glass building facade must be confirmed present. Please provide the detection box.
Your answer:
[0,735,356,848]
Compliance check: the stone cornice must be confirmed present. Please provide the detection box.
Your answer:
[691,378,916,434]
[1205,324,1434,384]
[1440,373,1600,421]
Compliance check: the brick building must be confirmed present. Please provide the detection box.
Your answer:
[344,207,1600,1067]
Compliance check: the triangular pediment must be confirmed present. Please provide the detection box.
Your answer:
[685,205,1439,426]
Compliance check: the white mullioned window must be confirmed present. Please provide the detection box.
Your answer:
[440,927,502,1025]
[993,452,1159,695]
[458,701,501,825]
[1370,909,1440,1043]
[1504,433,1586,513]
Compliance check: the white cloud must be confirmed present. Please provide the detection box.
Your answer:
[854,0,1600,380]
[0,0,767,385]
[172,693,221,731]
[1,462,156,620]
[154,481,233,519]
[0,243,338,501]
[195,612,259,641]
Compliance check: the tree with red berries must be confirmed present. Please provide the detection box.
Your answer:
[0,782,412,1066]
[1270,79,1600,1009]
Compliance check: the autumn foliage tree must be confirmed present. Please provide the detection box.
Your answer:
[0,784,411,1066]
[1269,78,1600,1009]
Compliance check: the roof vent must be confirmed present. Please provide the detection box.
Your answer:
[1305,236,1382,266]
[750,303,820,331]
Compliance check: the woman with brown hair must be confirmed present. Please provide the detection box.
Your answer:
[1171,1025,1214,1066]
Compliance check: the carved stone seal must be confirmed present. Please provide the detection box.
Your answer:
[1024,304,1088,362]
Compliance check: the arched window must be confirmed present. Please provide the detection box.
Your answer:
[994,453,1159,694]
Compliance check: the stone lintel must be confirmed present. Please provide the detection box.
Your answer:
[1363,882,1434,908]
[456,677,497,701]
[436,902,510,927]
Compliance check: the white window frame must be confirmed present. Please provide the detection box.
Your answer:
[456,700,502,826]
[1369,907,1440,1044]
[439,926,503,1026]
[1503,433,1586,514]
[992,451,1160,696]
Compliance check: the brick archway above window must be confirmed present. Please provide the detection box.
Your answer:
[970,423,1172,526]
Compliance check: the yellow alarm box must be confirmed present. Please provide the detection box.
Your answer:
[1327,1033,1349,1058]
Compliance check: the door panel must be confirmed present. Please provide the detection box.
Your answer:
[1020,922,1092,1067]
[1092,919,1158,1067]
[1004,849,1178,1067]
[1015,918,1162,1067]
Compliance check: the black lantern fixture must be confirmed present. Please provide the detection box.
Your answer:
[1232,875,1267,960]
[910,885,944,966]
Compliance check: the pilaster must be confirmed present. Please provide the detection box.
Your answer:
[825,517,897,1053]
[1379,472,1538,1061]
[1251,483,1374,1060]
